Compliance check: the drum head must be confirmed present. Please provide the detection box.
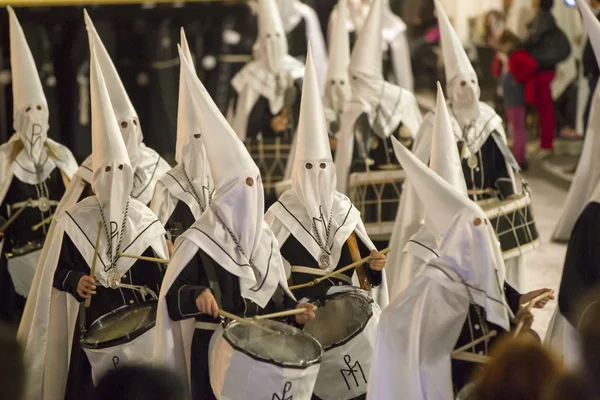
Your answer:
[81,301,157,349]
[224,319,322,368]
[303,292,373,351]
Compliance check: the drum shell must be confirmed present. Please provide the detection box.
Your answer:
[82,326,156,385]
[309,291,382,400]
[209,325,321,400]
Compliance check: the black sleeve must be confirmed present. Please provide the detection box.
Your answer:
[165,251,212,322]
[490,136,516,200]
[52,235,86,302]
[583,39,599,78]
[357,237,382,287]
[559,204,600,325]
[503,282,521,315]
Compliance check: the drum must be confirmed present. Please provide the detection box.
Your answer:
[246,136,293,201]
[303,289,381,400]
[209,319,323,400]
[80,301,157,384]
[478,194,541,260]
[348,169,405,241]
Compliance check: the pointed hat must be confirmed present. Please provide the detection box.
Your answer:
[430,82,468,193]
[84,10,137,121]
[176,28,197,165]
[258,0,289,52]
[327,0,351,82]
[435,0,476,84]
[349,0,383,79]
[8,6,47,111]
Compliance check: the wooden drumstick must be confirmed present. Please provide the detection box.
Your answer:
[252,306,318,321]
[452,330,497,356]
[513,291,554,338]
[288,248,391,291]
[0,198,33,233]
[218,310,280,336]
[452,352,492,364]
[347,233,370,291]
[31,213,54,231]
[117,253,169,264]
[85,221,102,308]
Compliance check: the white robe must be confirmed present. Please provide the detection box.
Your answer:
[17,197,167,400]
[367,265,470,400]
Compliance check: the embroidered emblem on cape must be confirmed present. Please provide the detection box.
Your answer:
[340,354,367,390]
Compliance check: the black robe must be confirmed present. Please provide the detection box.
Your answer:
[451,282,521,394]
[164,199,197,243]
[559,202,600,326]
[166,247,297,400]
[0,168,66,324]
[53,234,164,400]
[279,234,382,400]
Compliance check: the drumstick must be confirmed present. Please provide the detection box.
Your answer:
[288,248,391,291]
[31,213,54,231]
[452,352,492,364]
[218,310,280,336]
[252,306,318,321]
[452,330,497,356]
[513,291,554,338]
[0,198,32,233]
[85,221,102,308]
[117,253,169,264]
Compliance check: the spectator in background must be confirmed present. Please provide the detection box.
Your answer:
[520,0,571,157]
[496,30,528,169]
[583,0,600,132]
[93,366,187,400]
[0,323,24,400]
[472,335,562,400]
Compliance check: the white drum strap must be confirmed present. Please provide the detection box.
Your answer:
[119,283,158,301]
[193,321,220,331]
[291,266,353,285]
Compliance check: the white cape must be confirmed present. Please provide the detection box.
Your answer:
[544,308,581,369]
[17,197,167,400]
[553,83,600,242]
[367,265,470,400]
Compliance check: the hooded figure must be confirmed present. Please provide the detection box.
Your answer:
[328,0,414,92]
[323,0,352,138]
[228,0,305,206]
[154,46,312,400]
[150,28,213,243]
[334,0,422,195]
[17,41,168,400]
[386,83,467,298]
[367,136,518,400]
[276,0,328,91]
[266,44,388,306]
[391,0,528,293]
[545,0,600,369]
[0,6,77,324]
[51,10,171,227]
[553,0,600,244]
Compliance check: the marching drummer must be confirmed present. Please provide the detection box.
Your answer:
[18,43,169,400]
[150,28,213,251]
[266,47,387,400]
[393,0,529,295]
[333,0,422,195]
[154,47,314,400]
[0,7,78,324]
[368,137,552,399]
[228,0,305,207]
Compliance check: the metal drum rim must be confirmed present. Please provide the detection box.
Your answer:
[223,319,323,369]
[80,300,158,350]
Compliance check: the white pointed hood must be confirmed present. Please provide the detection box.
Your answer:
[349,0,383,80]
[174,28,212,213]
[257,0,289,73]
[90,40,134,275]
[269,46,363,271]
[324,0,352,118]
[178,46,291,307]
[391,136,510,331]
[8,6,49,163]
[84,10,142,170]
[435,0,480,126]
